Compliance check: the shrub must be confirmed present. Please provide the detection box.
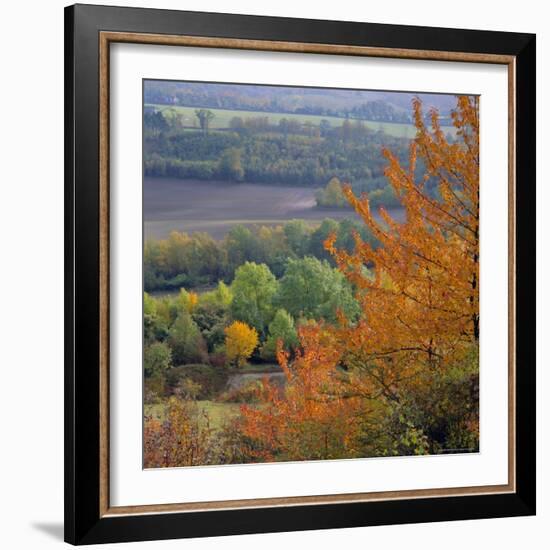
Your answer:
[165,364,228,400]
[144,341,172,377]
[315,177,348,208]
[144,397,217,467]
[209,351,228,369]
[144,372,166,403]
[217,379,263,404]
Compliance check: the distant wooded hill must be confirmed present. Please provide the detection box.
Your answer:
[144,80,458,125]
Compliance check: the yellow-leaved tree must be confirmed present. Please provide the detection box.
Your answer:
[224,321,259,368]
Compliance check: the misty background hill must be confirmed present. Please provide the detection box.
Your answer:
[144,80,459,123]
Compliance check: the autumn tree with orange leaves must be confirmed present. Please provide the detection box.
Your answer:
[240,96,480,458]
[330,95,479,357]
[240,324,366,461]
[326,95,479,411]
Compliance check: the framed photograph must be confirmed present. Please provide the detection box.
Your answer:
[64,3,536,545]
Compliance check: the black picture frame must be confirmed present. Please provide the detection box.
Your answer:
[65,3,536,545]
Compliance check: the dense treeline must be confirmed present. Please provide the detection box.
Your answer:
[144,255,357,366]
[143,254,359,399]
[144,110,412,198]
[144,217,378,292]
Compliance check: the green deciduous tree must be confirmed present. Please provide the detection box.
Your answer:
[143,292,169,345]
[230,262,279,336]
[219,147,245,181]
[144,341,172,377]
[175,288,198,315]
[275,256,358,322]
[192,302,229,353]
[283,219,311,258]
[199,281,233,308]
[224,226,262,271]
[168,311,208,365]
[194,108,215,133]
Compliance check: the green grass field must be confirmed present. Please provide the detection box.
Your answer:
[145,400,242,431]
[146,103,454,139]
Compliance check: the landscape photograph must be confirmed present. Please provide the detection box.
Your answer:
[142,80,480,468]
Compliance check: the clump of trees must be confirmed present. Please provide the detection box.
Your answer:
[142,250,360,409]
[315,177,347,207]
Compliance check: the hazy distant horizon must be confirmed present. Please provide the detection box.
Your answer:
[144,79,461,119]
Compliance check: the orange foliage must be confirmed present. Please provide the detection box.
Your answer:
[239,97,479,459]
[325,95,479,399]
[240,324,367,461]
[188,291,199,313]
[144,397,214,468]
